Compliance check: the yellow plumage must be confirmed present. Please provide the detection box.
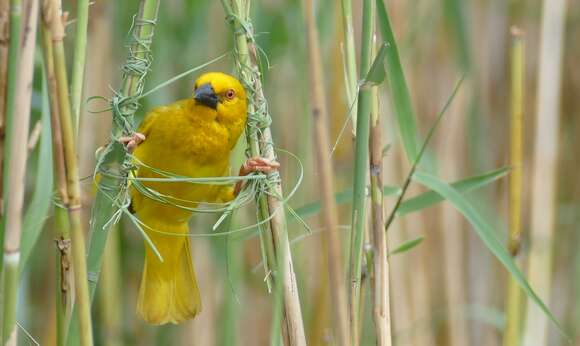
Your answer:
[130,72,247,325]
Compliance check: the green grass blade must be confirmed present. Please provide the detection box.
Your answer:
[397,166,510,216]
[388,236,424,256]
[292,185,400,220]
[413,171,567,337]
[375,0,419,161]
[291,165,502,222]
[20,83,54,273]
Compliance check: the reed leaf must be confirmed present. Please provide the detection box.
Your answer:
[19,81,53,273]
[292,167,507,221]
[397,166,510,216]
[388,236,424,257]
[375,0,419,161]
[413,171,567,338]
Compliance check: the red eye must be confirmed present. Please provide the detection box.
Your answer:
[225,89,235,99]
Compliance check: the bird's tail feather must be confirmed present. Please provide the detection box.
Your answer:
[136,223,201,325]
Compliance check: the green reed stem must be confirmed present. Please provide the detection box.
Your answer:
[348,0,374,344]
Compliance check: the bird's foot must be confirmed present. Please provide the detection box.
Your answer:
[234,157,280,195]
[119,132,146,153]
[240,157,280,175]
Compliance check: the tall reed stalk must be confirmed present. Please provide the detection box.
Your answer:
[303,0,349,344]
[1,0,38,344]
[44,0,94,343]
[0,0,20,273]
[368,47,392,345]
[348,0,374,344]
[503,26,525,346]
[40,15,73,345]
[523,0,567,344]
[0,0,9,211]
[221,1,306,344]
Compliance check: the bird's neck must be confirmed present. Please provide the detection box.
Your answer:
[184,99,217,121]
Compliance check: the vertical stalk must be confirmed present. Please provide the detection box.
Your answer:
[0,0,20,270]
[369,46,392,346]
[503,27,525,346]
[221,1,306,344]
[68,0,160,344]
[0,0,9,212]
[1,0,39,344]
[40,16,73,345]
[45,0,93,344]
[340,0,358,129]
[303,0,349,345]
[348,0,374,344]
[523,0,567,344]
[70,0,90,135]
[40,24,67,208]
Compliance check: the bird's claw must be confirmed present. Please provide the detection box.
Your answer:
[119,132,145,153]
[240,157,280,176]
[234,157,280,195]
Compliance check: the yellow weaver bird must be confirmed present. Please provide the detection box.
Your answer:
[123,72,279,325]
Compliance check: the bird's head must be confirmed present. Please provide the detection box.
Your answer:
[192,72,247,126]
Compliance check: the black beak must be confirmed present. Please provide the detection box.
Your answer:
[194,83,218,110]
